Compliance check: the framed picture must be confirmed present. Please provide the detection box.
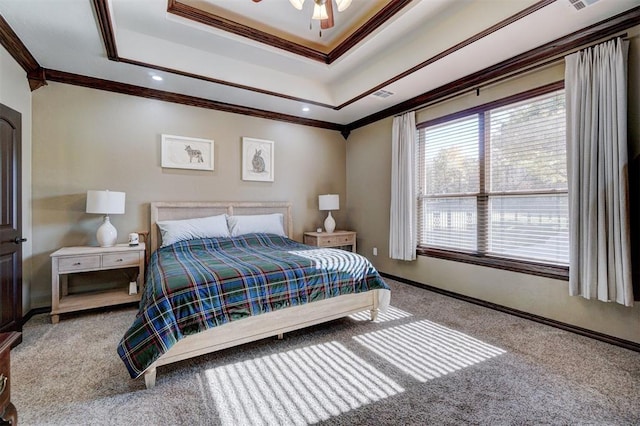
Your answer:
[161,134,214,171]
[242,137,274,182]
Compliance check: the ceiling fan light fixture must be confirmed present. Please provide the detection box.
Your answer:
[289,0,304,10]
[335,0,352,12]
[312,2,329,20]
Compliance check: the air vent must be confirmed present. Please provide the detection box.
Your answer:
[371,89,394,99]
[568,0,599,11]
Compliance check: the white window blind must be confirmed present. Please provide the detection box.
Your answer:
[489,92,567,193]
[417,88,569,266]
[488,92,568,264]
[418,115,479,252]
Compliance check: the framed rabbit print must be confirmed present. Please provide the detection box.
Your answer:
[242,137,274,182]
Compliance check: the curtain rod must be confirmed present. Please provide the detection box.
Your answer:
[397,32,630,118]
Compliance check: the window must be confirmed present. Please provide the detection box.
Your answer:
[417,83,569,278]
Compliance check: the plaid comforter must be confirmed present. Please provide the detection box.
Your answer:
[117,233,389,378]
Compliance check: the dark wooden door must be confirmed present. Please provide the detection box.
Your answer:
[0,103,23,333]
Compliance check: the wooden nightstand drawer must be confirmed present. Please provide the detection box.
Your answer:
[303,231,357,252]
[102,252,140,268]
[333,235,355,245]
[320,237,343,246]
[58,255,101,272]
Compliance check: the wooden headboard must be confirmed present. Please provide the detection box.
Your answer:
[149,201,293,254]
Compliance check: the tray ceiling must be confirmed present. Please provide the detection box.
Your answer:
[0,0,638,129]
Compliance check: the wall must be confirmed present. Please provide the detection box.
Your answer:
[0,44,32,315]
[31,82,347,307]
[346,28,640,344]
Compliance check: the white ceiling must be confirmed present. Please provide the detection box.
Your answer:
[0,0,638,126]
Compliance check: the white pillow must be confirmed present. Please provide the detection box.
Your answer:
[157,214,230,247]
[227,213,286,237]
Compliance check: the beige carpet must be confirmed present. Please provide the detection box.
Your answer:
[12,279,640,425]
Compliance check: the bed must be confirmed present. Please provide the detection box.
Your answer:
[117,201,390,388]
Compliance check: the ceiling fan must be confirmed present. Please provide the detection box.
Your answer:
[252,0,353,31]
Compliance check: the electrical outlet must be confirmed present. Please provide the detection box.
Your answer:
[373,247,378,256]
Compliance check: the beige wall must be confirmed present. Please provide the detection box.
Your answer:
[0,44,33,315]
[346,28,640,344]
[31,82,347,307]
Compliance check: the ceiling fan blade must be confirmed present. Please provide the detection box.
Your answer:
[321,0,334,29]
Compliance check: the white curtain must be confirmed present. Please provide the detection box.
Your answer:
[565,38,633,306]
[389,111,416,261]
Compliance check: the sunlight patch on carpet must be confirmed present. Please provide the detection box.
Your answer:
[348,306,412,323]
[353,320,506,382]
[204,341,404,425]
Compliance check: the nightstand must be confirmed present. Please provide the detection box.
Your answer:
[303,230,357,252]
[50,243,146,324]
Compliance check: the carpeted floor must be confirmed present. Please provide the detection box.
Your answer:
[12,279,640,425]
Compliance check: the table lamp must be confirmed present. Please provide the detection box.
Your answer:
[319,194,339,233]
[86,190,125,247]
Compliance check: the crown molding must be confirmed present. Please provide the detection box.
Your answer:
[166,0,413,65]
[2,3,637,135]
[92,0,556,114]
[93,0,118,60]
[0,13,46,91]
[345,5,640,132]
[334,0,556,110]
[43,69,347,132]
[117,57,336,110]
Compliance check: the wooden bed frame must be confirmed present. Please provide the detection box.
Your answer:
[140,201,386,388]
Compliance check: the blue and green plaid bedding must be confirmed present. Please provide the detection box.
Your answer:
[117,233,389,378]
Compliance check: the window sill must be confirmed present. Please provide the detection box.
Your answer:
[416,247,569,281]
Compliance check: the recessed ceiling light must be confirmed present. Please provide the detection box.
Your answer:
[302,107,310,112]
[152,75,163,81]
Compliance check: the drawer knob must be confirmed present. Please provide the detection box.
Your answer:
[0,374,7,396]
[74,262,81,266]
[116,258,123,262]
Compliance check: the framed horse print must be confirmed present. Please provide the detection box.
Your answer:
[161,134,214,171]
[242,137,274,182]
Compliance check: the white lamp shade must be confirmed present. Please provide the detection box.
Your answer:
[336,0,352,12]
[312,2,328,20]
[86,190,125,247]
[319,194,339,211]
[86,190,126,214]
[289,0,304,10]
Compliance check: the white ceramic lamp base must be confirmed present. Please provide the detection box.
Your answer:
[96,215,118,247]
[324,211,336,233]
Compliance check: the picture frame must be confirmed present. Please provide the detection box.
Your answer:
[161,134,214,171]
[242,137,274,182]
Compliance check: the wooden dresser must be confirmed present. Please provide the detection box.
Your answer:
[0,332,20,425]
